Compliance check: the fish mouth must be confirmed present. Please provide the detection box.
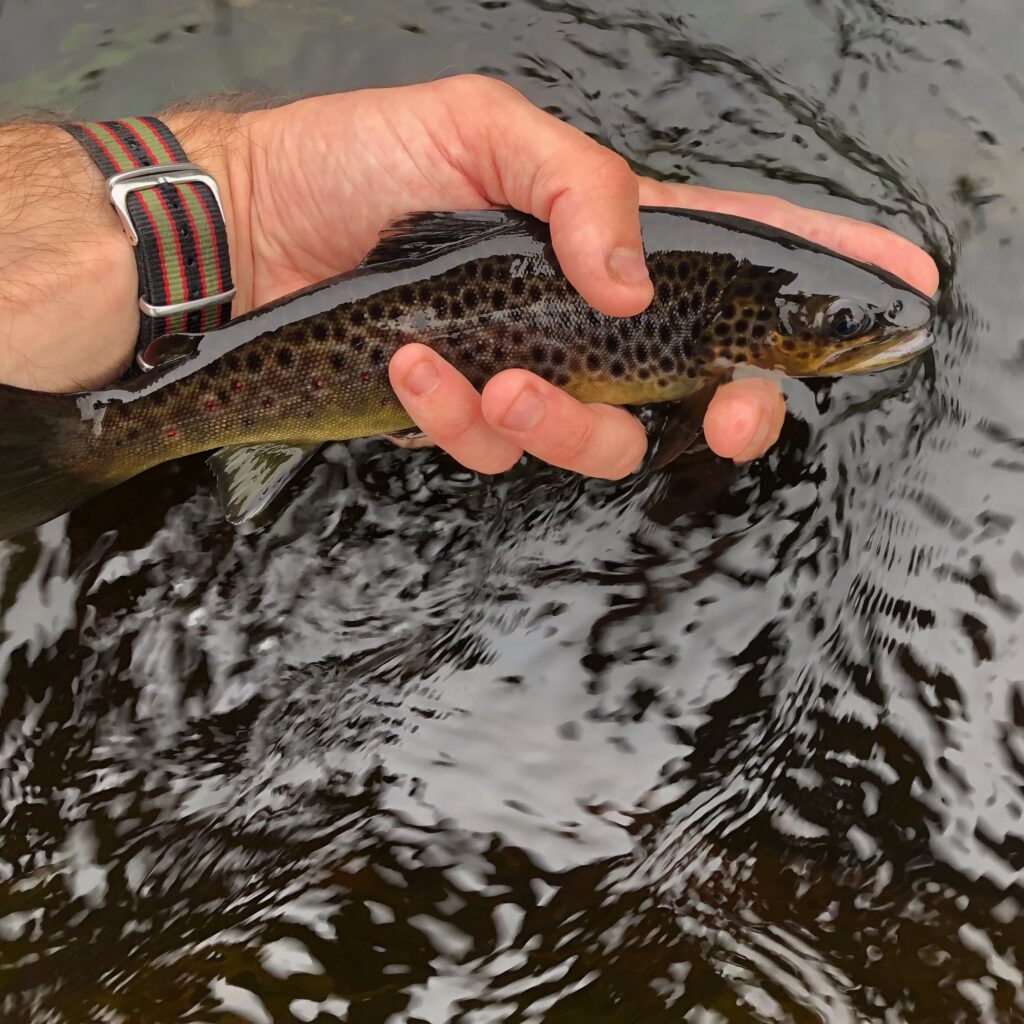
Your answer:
[817,327,934,375]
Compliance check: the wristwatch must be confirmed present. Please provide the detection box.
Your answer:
[63,115,236,362]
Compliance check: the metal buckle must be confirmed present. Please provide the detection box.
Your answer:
[106,162,237,320]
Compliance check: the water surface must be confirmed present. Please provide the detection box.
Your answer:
[1,2,1022,1022]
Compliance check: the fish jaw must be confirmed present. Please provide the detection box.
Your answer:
[816,327,934,376]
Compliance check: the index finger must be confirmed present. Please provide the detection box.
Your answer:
[638,178,939,296]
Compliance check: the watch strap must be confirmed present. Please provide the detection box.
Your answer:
[63,115,235,346]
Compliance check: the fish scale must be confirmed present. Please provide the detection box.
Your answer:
[0,206,934,539]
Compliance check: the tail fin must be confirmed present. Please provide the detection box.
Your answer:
[0,383,109,541]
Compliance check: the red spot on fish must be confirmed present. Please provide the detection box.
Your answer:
[232,380,242,392]
[165,428,177,439]
[263,396,275,409]
[360,371,370,382]
[312,377,324,389]
[204,399,218,412]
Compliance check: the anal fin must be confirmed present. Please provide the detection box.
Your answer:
[208,442,321,525]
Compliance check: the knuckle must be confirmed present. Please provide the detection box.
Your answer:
[446,73,521,103]
[589,150,635,191]
[549,415,597,468]
[436,407,483,445]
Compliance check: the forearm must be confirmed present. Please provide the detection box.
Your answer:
[0,111,253,392]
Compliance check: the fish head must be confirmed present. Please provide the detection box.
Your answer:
[699,260,935,378]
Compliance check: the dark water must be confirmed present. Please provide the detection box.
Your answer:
[1,1,1022,1021]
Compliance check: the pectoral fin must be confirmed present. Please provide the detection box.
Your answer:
[648,382,719,471]
[208,442,321,525]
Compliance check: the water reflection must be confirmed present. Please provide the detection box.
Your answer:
[1,0,1022,1021]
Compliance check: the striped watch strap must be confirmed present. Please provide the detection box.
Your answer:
[64,115,235,347]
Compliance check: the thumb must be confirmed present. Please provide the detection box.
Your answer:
[440,76,653,317]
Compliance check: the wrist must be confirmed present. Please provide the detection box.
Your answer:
[0,112,256,392]
[161,109,255,315]
[0,123,138,390]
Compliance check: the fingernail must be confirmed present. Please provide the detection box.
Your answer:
[500,386,544,432]
[608,247,651,287]
[404,360,439,397]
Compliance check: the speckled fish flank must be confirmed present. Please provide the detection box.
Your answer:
[0,207,934,538]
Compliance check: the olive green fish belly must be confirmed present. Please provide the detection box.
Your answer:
[91,295,703,474]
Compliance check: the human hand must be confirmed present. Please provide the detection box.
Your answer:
[214,75,937,477]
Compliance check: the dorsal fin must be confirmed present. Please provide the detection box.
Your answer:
[358,209,540,268]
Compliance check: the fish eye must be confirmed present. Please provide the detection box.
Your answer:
[826,302,873,340]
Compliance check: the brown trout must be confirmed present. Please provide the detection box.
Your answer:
[0,207,934,539]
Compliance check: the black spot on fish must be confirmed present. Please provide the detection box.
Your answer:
[586,353,601,371]
[706,279,720,301]
[782,339,797,351]
[216,387,228,404]
[480,262,494,282]
[752,324,768,340]
[528,284,542,303]
[636,343,649,362]
[417,284,432,302]
[734,353,748,363]
[714,322,731,338]
[657,282,671,302]
[676,260,690,280]
[659,356,673,372]
[605,333,620,354]
[247,352,262,372]
[677,296,691,316]
[531,344,547,364]
[331,352,346,370]
[463,288,478,307]
[551,348,566,366]
[638,367,651,380]
[492,288,506,307]
[735,319,749,334]
[370,347,384,365]
[658,323,672,344]
[722,303,737,319]
[202,363,217,378]
[352,336,366,352]
[434,297,448,316]
[450,300,464,318]
[511,328,525,345]
[510,278,525,297]
[368,302,383,319]
[225,353,240,372]
[350,309,366,326]
[151,391,166,407]
[399,285,415,304]
[610,359,625,377]
[735,281,754,298]
[696,265,709,286]
[756,307,772,322]
[276,348,293,368]
[493,346,505,362]
[312,321,328,342]
[555,371,571,387]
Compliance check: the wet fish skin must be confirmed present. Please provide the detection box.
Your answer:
[0,207,934,538]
